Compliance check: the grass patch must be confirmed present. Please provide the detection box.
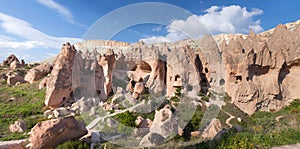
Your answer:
[0,81,46,141]
[55,140,89,149]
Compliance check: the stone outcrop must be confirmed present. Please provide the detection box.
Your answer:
[10,60,20,70]
[97,49,116,97]
[7,72,25,86]
[24,63,52,83]
[134,116,152,137]
[140,105,178,147]
[201,118,222,139]
[44,43,77,108]
[45,43,116,108]
[221,23,300,115]
[39,77,48,90]
[139,132,165,147]
[2,54,19,66]
[29,116,87,149]
[9,121,27,132]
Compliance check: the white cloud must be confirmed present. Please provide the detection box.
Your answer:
[0,12,82,49]
[0,40,45,50]
[36,0,84,27]
[141,5,263,44]
[0,35,14,41]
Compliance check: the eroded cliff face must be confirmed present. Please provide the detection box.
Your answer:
[46,20,300,115]
[220,23,300,115]
[45,43,116,108]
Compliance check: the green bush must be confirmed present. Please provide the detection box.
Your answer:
[113,111,137,127]
[55,140,89,149]
[218,133,255,149]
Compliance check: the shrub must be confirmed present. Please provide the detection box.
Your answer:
[113,111,137,127]
[218,133,255,149]
[55,140,89,149]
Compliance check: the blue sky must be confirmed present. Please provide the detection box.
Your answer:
[0,0,299,62]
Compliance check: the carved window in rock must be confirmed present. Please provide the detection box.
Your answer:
[174,75,180,81]
[235,75,242,83]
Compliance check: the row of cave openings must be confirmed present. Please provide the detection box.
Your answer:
[129,53,211,96]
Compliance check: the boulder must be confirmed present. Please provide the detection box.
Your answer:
[134,83,145,94]
[9,121,27,132]
[29,116,88,149]
[140,105,178,145]
[149,105,178,138]
[139,132,165,147]
[10,60,20,70]
[52,107,70,118]
[2,54,19,66]
[201,118,222,139]
[191,131,201,137]
[134,116,152,137]
[7,73,25,86]
[24,63,52,83]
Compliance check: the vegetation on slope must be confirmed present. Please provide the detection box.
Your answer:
[0,77,46,141]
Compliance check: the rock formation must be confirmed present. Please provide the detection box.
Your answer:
[134,116,153,138]
[36,20,300,148]
[2,54,19,66]
[140,105,178,147]
[45,43,116,109]
[24,63,52,83]
[29,116,87,149]
[6,72,25,86]
[9,121,27,133]
[44,43,77,108]
[221,23,300,115]
[201,118,222,139]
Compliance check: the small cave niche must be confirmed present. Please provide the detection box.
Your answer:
[248,65,270,80]
[131,80,137,88]
[175,75,180,81]
[235,75,242,81]
[205,68,209,73]
[139,78,144,82]
[96,90,101,96]
[278,62,290,85]
[70,91,74,98]
[219,79,225,86]
[242,49,245,53]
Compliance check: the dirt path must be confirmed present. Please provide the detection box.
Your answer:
[87,101,145,129]
[272,143,300,149]
[0,139,27,147]
[221,110,235,128]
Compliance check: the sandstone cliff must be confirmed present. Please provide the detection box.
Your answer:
[45,20,300,115]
